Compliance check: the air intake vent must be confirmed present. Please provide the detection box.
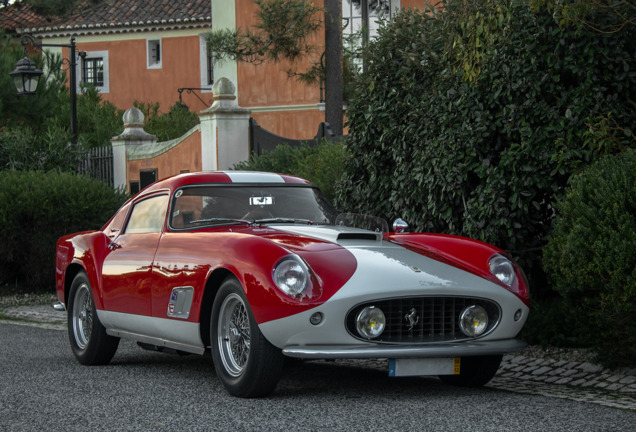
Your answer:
[337,233,381,241]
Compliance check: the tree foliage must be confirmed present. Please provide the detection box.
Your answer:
[531,0,636,33]
[336,0,636,292]
[206,0,323,66]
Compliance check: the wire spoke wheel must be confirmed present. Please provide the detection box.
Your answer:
[67,271,119,365]
[218,293,251,377]
[72,282,94,349]
[210,277,284,397]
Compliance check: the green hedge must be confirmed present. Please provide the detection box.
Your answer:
[335,0,636,293]
[0,171,128,291]
[543,150,636,367]
[233,139,348,203]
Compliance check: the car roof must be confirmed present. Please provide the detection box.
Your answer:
[137,171,313,197]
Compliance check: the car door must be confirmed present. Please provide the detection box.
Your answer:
[101,193,169,316]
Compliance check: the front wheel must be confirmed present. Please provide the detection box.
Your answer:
[210,276,284,398]
[439,355,502,387]
[67,271,119,365]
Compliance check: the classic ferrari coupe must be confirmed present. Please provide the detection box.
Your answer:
[55,171,529,397]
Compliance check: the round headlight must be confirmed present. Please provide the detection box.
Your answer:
[459,305,489,337]
[273,256,309,297]
[489,254,516,287]
[356,306,386,339]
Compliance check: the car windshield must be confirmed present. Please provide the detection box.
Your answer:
[170,185,339,229]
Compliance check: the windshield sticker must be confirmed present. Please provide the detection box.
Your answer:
[175,190,183,198]
[249,196,274,206]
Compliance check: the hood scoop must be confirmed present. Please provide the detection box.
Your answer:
[336,232,381,241]
[274,225,383,244]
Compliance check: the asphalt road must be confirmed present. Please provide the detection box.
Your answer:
[2,323,635,432]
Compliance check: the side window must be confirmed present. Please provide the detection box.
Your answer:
[125,195,169,234]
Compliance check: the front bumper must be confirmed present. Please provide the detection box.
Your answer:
[282,338,527,359]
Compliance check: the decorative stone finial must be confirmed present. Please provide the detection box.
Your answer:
[212,77,236,100]
[112,106,156,143]
[122,107,145,128]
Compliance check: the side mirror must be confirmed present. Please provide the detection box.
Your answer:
[392,218,408,233]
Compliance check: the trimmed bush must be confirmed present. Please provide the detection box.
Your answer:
[233,139,348,203]
[0,171,128,291]
[543,150,636,367]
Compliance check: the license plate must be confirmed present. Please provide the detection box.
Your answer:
[388,357,460,377]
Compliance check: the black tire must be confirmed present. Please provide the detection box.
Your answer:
[439,355,502,387]
[67,271,119,365]
[210,276,284,398]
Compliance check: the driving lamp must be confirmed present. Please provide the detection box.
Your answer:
[459,305,488,337]
[356,306,386,339]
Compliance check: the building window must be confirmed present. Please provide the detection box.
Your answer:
[78,50,109,93]
[199,35,213,89]
[82,57,104,86]
[147,39,162,69]
[342,0,394,70]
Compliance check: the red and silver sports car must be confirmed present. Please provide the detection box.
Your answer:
[55,171,529,397]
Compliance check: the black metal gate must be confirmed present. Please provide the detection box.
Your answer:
[249,118,341,156]
[78,145,113,186]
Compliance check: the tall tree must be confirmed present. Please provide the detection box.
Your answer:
[324,0,343,134]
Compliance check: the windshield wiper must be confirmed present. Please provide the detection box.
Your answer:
[253,217,315,225]
[189,217,253,226]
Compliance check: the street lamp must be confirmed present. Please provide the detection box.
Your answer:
[9,56,43,95]
[10,34,80,144]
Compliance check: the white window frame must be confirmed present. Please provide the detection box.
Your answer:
[76,50,109,94]
[147,38,162,69]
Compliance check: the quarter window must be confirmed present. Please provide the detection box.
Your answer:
[125,195,169,234]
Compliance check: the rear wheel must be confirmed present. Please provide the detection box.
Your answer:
[67,271,119,365]
[439,355,502,387]
[210,276,284,398]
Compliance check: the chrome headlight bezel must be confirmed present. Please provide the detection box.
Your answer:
[273,255,310,297]
[489,253,516,287]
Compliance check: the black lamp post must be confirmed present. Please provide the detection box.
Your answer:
[10,34,79,144]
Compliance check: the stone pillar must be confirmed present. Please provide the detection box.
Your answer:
[199,77,251,170]
[110,107,156,192]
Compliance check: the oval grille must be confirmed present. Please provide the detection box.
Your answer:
[346,297,501,344]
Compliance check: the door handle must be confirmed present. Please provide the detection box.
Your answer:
[108,241,122,251]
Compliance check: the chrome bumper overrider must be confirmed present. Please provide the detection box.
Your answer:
[282,339,527,359]
[52,301,66,312]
